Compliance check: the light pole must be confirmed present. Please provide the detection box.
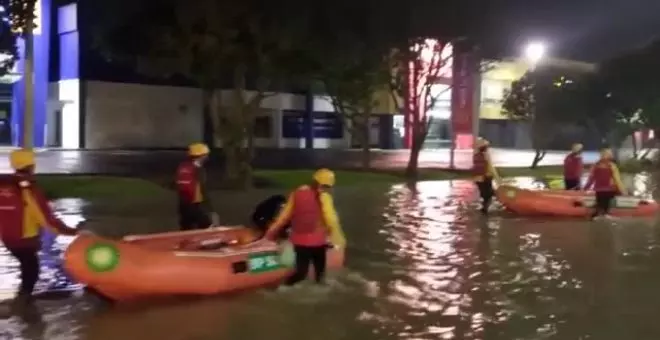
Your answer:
[524,42,546,70]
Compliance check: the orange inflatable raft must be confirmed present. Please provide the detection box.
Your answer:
[63,226,345,302]
[496,185,659,217]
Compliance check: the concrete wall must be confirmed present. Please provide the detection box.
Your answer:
[84,81,204,148]
[82,81,353,149]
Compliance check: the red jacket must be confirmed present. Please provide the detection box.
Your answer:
[563,153,583,180]
[176,159,208,205]
[266,185,346,247]
[472,151,487,177]
[0,174,76,249]
[584,160,624,193]
[288,187,328,246]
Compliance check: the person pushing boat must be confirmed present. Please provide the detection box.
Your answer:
[264,168,346,286]
[563,143,584,190]
[0,149,81,305]
[176,143,219,230]
[472,138,501,215]
[583,148,627,219]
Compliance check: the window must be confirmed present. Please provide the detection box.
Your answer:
[481,79,507,103]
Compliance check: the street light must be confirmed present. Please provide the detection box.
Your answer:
[524,42,546,69]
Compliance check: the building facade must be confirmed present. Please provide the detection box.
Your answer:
[478,58,597,149]
[5,0,596,150]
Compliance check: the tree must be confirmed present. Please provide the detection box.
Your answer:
[296,1,396,171]
[94,0,308,188]
[501,69,591,168]
[322,54,392,170]
[596,41,660,158]
[0,0,18,75]
[384,0,494,179]
[391,38,451,178]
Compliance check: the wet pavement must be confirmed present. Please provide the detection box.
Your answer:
[0,148,598,175]
[2,175,660,339]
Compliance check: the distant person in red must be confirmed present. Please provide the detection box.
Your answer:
[584,148,627,219]
[563,143,584,190]
[176,143,219,230]
[0,149,80,304]
[472,138,501,215]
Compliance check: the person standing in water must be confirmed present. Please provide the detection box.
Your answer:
[176,143,219,230]
[265,169,346,286]
[563,143,584,190]
[472,138,501,215]
[0,149,81,305]
[583,148,627,219]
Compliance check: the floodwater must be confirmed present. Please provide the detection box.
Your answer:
[2,175,660,340]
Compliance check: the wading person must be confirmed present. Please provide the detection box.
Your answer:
[0,149,80,305]
[176,143,219,230]
[563,143,584,190]
[265,169,346,286]
[472,138,501,215]
[584,148,627,220]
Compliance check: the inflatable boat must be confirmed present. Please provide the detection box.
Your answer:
[496,185,659,217]
[63,227,345,302]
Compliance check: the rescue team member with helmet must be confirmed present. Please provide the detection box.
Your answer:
[0,149,81,304]
[584,148,627,219]
[176,143,219,230]
[563,143,584,190]
[265,168,346,286]
[472,138,501,215]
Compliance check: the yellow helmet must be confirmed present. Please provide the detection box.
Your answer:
[313,168,335,187]
[600,148,613,159]
[9,149,35,170]
[188,143,210,157]
[476,137,490,148]
[571,143,583,152]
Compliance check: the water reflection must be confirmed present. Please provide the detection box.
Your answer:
[1,175,660,340]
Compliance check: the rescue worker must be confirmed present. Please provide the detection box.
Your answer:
[472,138,501,215]
[264,169,346,286]
[583,148,627,219]
[176,143,219,230]
[563,143,584,190]
[0,149,80,304]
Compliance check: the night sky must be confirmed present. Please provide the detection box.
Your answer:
[493,0,660,61]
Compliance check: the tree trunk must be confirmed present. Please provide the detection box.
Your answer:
[529,119,547,168]
[202,88,215,147]
[215,66,254,189]
[360,137,371,171]
[405,144,421,179]
[530,149,546,168]
[406,131,423,178]
[358,114,371,171]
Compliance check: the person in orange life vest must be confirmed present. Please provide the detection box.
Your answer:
[563,143,584,190]
[472,138,501,215]
[584,148,627,219]
[176,143,219,230]
[264,168,346,286]
[0,149,80,303]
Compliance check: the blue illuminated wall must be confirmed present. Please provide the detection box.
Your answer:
[10,0,51,147]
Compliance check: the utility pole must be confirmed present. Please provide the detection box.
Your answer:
[21,11,35,149]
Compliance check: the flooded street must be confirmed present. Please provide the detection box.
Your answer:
[2,177,660,339]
